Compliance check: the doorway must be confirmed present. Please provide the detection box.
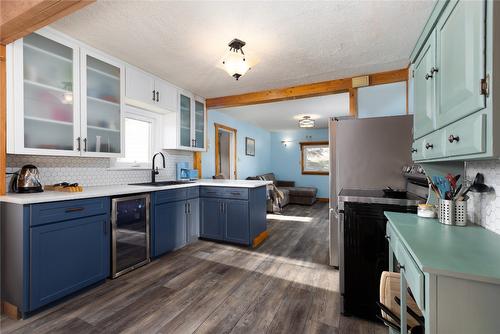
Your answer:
[215,123,237,179]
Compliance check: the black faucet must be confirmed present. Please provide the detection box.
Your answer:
[151,152,166,183]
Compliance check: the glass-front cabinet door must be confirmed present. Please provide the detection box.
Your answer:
[194,100,205,149]
[179,93,192,148]
[81,51,123,156]
[19,32,80,154]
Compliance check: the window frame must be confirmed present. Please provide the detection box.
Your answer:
[300,141,329,175]
[112,107,162,169]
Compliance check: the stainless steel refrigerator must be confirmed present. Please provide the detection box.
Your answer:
[328,115,413,267]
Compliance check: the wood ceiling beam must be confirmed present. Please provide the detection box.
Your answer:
[206,68,408,109]
[0,0,95,45]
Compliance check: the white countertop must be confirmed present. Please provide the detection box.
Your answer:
[0,179,272,205]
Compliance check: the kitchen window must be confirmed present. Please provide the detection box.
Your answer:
[300,141,329,175]
[114,106,162,168]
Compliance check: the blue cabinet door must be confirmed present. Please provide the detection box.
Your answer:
[200,198,223,240]
[154,201,187,256]
[187,198,200,243]
[224,199,249,245]
[30,214,109,310]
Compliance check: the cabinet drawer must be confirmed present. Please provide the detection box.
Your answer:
[155,188,187,204]
[395,241,425,311]
[412,137,425,161]
[444,113,485,157]
[422,130,445,159]
[31,198,109,226]
[223,188,249,200]
[186,186,199,199]
[200,187,226,198]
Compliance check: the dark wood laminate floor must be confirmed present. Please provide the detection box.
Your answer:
[1,202,386,334]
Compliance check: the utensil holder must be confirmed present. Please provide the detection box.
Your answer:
[454,201,467,226]
[438,199,467,226]
[439,199,455,225]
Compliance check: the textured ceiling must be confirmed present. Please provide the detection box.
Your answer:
[215,93,350,131]
[51,0,435,98]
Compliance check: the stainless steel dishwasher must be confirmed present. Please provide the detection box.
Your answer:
[111,194,150,278]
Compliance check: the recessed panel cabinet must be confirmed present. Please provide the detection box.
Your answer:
[413,32,436,139]
[410,0,499,162]
[124,65,178,113]
[163,92,206,151]
[435,0,485,128]
[7,29,124,157]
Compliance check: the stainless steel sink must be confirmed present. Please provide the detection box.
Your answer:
[129,181,195,187]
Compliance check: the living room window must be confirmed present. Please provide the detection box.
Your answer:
[300,141,329,175]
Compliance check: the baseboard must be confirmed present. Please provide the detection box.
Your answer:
[252,230,269,248]
[317,197,329,203]
[1,300,20,320]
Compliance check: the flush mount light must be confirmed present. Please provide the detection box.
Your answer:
[222,38,251,80]
[298,116,315,128]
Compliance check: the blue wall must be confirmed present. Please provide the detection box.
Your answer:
[270,129,329,198]
[201,110,272,180]
[357,82,407,118]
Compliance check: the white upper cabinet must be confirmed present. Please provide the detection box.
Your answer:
[81,49,124,157]
[124,65,178,113]
[125,66,155,106]
[163,91,206,152]
[8,30,81,156]
[7,28,125,157]
[154,79,178,112]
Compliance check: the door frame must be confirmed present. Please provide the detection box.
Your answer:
[214,123,237,179]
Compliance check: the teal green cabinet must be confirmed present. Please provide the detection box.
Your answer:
[444,113,485,157]
[413,31,436,139]
[409,0,498,162]
[435,0,485,128]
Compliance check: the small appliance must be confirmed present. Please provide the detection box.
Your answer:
[11,164,43,193]
[176,162,198,181]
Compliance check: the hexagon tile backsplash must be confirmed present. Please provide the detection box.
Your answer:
[6,150,193,189]
[465,160,500,235]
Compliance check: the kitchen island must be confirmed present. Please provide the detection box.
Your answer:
[0,179,270,318]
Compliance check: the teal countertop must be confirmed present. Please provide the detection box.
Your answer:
[385,212,500,285]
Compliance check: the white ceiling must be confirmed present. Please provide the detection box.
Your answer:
[216,93,350,131]
[51,0,435,98]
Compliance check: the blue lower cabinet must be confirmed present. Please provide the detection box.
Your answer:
[224,200,249,245]
[154,201,187,256]
[30,214,109,310]
[187,198,200,243]
[200,198,224,240]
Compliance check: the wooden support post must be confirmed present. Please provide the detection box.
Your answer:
[193,152,202,178]
[0,45,6,195]
[349,88,358,118]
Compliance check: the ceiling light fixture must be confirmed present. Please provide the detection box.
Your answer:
[222,38,251,80]
[298,116,315,128]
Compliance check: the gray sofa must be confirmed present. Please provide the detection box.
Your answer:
[247,173,318,210]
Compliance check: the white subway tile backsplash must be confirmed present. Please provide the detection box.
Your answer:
[465,159,500,235]
[6,150,193,189]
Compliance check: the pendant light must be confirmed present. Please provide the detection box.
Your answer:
[299,116,315,128]
[222,39,251,80]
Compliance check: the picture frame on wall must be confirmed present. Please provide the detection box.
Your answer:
[245,137,255,156]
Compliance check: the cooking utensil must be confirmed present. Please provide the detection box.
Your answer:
[459,173,490,200]
[10,164,43,193]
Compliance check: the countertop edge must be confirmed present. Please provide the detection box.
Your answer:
[385,212,500,285]
[0,180,272,205]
